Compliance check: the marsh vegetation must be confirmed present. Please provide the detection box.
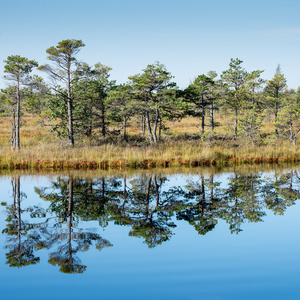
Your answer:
[1,40,300,169]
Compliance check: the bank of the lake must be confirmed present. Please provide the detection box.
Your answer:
[1,140,300,170]
[1,115,300,170]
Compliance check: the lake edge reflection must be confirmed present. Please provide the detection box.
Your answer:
[2,165,300,274]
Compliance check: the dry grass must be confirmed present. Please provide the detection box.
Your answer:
[0,114,299,170]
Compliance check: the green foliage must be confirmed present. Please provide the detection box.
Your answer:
[129,61,182,143]
[239,70,265,144]
[264,65,287,135]
[185,74,214,116]
[265,65,287,99]
[107,84,134,140]
[221,58,248,110]
[72,62,116,140]
[22,75,51,115]
[3,55,38,149]
[45,91,69,138]
[2,42,300,147]
[46,39,85,56]
[276,88,300,144]
[184,74,215,138]
[41,58,116,142]
[0,86,17,113]
[4,55,38,82]
[38,39,86,146]
[221,58,248,139]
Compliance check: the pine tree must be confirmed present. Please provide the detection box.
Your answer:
[276,88,300,145]
[264,65,287,136]
[185,75,214,139]
[239,70,265,145]
[3,55,38,150]
[38,39,85,146]
[221,58,248,140]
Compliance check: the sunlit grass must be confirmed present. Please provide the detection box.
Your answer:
[0,114,299,170]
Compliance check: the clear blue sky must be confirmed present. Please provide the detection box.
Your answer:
[1,0,299,89]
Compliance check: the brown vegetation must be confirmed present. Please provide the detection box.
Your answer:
[0,114,299,170]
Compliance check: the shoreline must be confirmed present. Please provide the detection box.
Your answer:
[1,154,300,170]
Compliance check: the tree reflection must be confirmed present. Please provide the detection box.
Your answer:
[2,176,40,267]
[3,169,300,273]
[108,174,186,247]
[177,175,222,235]
[35,175,113,273]
[262,170,300,215]
[219,171,266,234]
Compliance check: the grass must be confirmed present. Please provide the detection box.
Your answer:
[0,114,300,170]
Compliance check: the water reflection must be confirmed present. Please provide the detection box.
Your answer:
[2,168,300,273]
[35,175,113,273]
[108,174,185,247]
[262,170,300,215]
[220,172,266,234]
[3,176,40,267]
[177,174,221,235]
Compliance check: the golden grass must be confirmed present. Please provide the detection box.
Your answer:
[0,140,299,170]
[0,115,299,170]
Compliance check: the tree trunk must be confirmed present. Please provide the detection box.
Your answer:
[86,126,92,137]
[145,111,154,144]
[16,176,21,250]
[101,105,106,137]
[275,101,279,136]
[86,105,92,139]
[158,118,162,141]
[201,96,205,139]
[141,114,145,136]
[275,87,279,136]
[145,176,152,220]
[117,176,126,211]
[153,175,159,208]
[101,177,105,200]
[234,107,238,141]
[123,116,127,141]
[210,100,214,140]
[67,62,74,146]
[153,106,159,143]
[290,122,296,145]
[12,177,16,208]
[16,78,20,150]
[11,109,16,150]
[68,176,74,264]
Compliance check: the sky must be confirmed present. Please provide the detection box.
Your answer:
[0,0,300,89]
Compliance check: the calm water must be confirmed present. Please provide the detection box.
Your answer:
[1,167,300,299]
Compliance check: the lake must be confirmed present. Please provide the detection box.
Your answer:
[1,165,300,299]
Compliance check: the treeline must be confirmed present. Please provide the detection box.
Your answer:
[1,39,299,150]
